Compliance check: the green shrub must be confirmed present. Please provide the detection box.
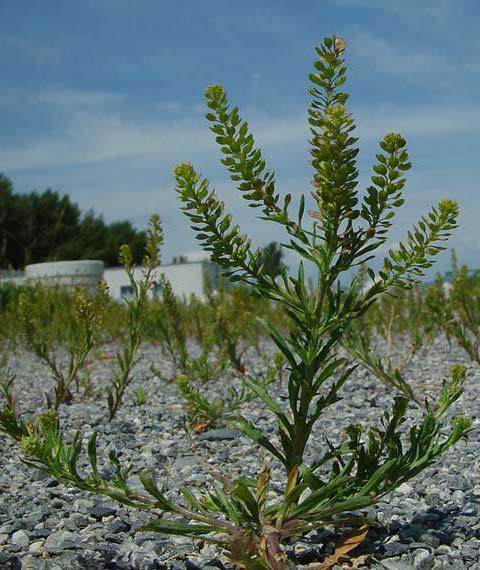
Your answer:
[133,385,146,407]
[18,282,109,409]
[107,214,163,420]
[342,285,436,403]
[427,252,480,364]
[0,36,471,569]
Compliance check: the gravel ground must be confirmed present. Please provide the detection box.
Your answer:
[0,336,479,570]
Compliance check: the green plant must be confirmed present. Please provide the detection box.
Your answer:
[151,274,230,382]
[427,253,480,364]
[147,273,284,381]
[0,341,17,426]
[77,366,96,399]
[170,34,468,562]
[19,282,109,409]
[0,357,15,413]
[153,274,190,377]
[203,283,243,373]
[107,214,163,420]
[177,354,282,433]
[0,36,471,569]
[342,286,436,403]
[0,281,17,311]
[133,385,146,406]
[153,275,284,431]
[343,319,417,403]
[177,374,241,432]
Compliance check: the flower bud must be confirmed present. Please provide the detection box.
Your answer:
[333,36,346,52]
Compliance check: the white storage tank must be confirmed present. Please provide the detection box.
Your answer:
[25,260,104,294]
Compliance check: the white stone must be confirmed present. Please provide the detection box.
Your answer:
[11,529,29,546]
[397,482,413,495]
[29,540,44,554]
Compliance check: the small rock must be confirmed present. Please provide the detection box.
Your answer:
[107,518,131,534]
[11,529,29,547]
[19,555,37,570]
[7,544,22,553]
[73,498,95,514]
[383,541,409,557]
[70,513,90,528]
[33,468,50,482]
[88,505,117,519]
[51,498,64,509]
[418,533,441,548]
[397,483,413,495]
[413,548,435,570]
[30,529,50,539]
[460,502,477,516]
[462,546,479,559]
[197,429,241,441]
[293,547,323,564]
[28,540,44,554]
[44,530,80,551]
[448,475,469,491]
[310,528,336,544]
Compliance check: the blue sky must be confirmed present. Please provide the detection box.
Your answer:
[1,0,479,274]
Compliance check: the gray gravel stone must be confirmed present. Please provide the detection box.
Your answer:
[28,539,44,554]
[44,530,81,551]
[11,529,29,547]
[413,548,435,569]
[107,518,131,534]
[0,338,478,568]
[383,541,410,557]
[88,504,117,519]
[197,428,242,441]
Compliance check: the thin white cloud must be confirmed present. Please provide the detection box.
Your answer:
[0,111,212,171]
[355,105,480,140]
[347,31,450,78]
[2,99,480,172]
[256,104,480,148]
[332,0,454,29]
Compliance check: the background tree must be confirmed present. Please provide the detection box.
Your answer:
[0,174,146,269]
[0,175,24,268]
[260,241,286,278]
[103,221,146,267]
[23,189,81,265]
[55,211,109,261]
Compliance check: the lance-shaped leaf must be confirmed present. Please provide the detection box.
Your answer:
[229,416,287,466]
[140,518,222,536]
[139,469,179,512]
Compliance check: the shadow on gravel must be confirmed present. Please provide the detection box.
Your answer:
[360,504,479,560]
[1,506,477,570]
[285,504,479,566]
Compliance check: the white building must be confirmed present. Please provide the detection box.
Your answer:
[25,260,104,294]
[104,259,221,301]
[1,258,222,302]
[0,269,26,287]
